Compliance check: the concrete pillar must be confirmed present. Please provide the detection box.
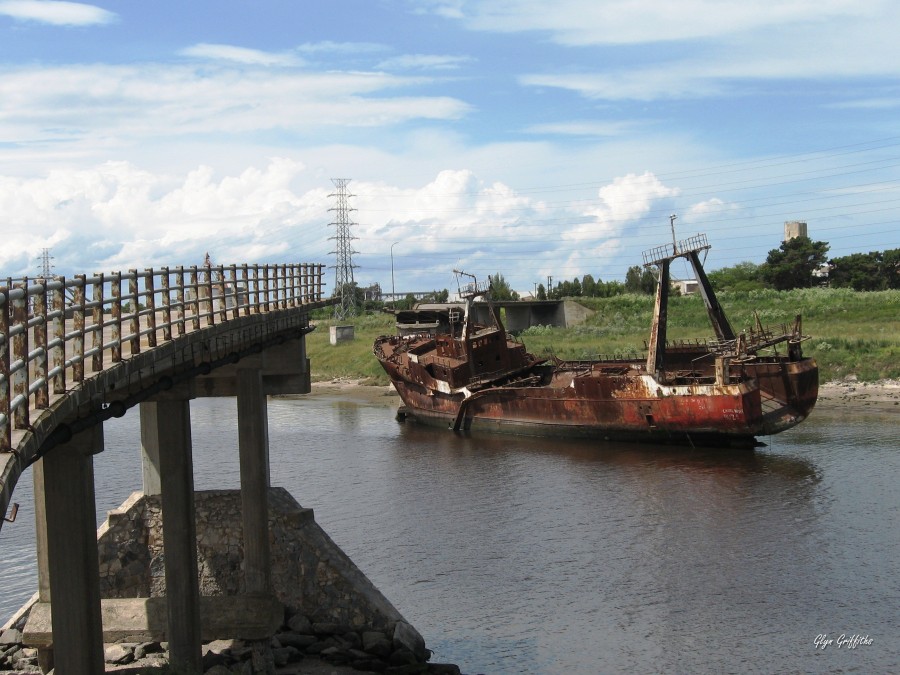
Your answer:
[237,368,275,675]
[32,425,105,675]
[139,401,162,495]
[237,368,271,593]
[155,397,202,673]
[32,459,53,675]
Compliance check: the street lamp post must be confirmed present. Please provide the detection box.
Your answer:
[390,241,399,307]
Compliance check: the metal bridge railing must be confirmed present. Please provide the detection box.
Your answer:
[0,263,326,452]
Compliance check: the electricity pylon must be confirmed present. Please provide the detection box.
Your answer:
[328,178,359,319]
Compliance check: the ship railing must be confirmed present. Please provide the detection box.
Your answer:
[458,279,491,299]
[642,233,710,267]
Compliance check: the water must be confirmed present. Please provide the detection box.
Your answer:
[1,391,898,674]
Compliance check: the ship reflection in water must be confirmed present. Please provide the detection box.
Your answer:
[1,396,896,674]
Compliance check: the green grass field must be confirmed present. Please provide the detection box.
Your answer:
[308,288,900,385]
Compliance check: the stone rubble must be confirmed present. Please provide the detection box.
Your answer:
[0,610,462,674]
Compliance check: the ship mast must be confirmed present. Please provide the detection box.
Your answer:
[642,227,735,378]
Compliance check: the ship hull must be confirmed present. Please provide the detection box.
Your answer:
[380,357,818,448]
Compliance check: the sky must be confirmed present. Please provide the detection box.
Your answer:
[2,0,900,296]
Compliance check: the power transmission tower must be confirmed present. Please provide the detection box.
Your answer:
[38,248,54,277]
[328,178,359,319]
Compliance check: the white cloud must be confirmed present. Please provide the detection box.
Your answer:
[448,0,874,45]
[521,69,721,102]
[582,172,680,233]
[296,41,388,55]
[377,54,475,71]
[432,0,900,101]
[523,120,641,137]
[181,43,304,67]
[0,159,319,274]
[0,0,114,26]
[0,161,687,291]
[0,64,472,158]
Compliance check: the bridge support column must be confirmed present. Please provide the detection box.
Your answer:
[139,401,162,495]
[32,425,105,675]
[237,368,272,593]
[237,368,275,674]
[155,397,203,673]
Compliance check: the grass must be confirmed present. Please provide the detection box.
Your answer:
[307,288,900,384]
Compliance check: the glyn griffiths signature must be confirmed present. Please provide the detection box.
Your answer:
[814,634,874,650]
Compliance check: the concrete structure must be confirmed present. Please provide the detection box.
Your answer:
[23,488,409,644]
[673,279,699,295]
[329,324,355,344]
[784,220,808,240]
[395,300,591,336]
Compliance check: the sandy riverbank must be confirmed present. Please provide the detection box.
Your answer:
[310,378,900,415]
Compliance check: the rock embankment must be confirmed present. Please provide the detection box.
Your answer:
[1,611,461,674]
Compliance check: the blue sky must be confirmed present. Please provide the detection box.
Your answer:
[2,0,899,295]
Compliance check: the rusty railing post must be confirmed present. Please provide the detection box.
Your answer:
[73,276,86,383]
[50,276,66,395]
[110,272,122,362]
[145,270,157,349]
[33,281,49,409]
[92,274,104,372]
[160,267,171,342]
[128,271,141,356]
[189,267,200,331]
[11,281,29,430]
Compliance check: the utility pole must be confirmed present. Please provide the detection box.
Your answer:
[328,179,359,319]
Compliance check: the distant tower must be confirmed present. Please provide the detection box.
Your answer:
[784,221,808,241]
[38,248,54,277]
[328,178,359,319]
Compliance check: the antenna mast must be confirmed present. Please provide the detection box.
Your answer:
[328,178,359,319]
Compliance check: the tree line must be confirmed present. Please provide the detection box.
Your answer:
[711,237,900,292]
[504,236,900,300]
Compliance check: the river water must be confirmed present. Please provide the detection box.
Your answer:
[1,391,898,674]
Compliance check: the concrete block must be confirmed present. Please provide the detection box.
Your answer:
[22,595,284,647]
[329,325,354,345]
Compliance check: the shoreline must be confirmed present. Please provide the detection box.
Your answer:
[309,378,900,415]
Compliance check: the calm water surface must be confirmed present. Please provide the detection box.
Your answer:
[1,392,898,674]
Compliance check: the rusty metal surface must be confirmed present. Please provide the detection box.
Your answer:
[383,353,817,445]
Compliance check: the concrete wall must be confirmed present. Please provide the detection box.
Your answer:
[97,488,405,630]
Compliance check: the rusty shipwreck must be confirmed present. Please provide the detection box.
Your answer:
[373,233,818,447]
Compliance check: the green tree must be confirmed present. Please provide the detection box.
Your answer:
[420,288,450,303]
[883,248,900,289]
[601,280,625,297]
[488,273,520,301]
[707,261,765,292]
[761,236,830,290]
[625,265,656,295]
[582,274,597,297]
[828,252,884,291]
[536,283,547,300]
[624,265,643,293]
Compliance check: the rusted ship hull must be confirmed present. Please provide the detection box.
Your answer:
[379,350,817,448]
